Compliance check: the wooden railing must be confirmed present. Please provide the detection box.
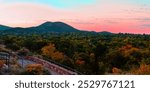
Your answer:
[24,56,78,75]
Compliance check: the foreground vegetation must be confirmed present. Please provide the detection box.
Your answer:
[0,32,150,75]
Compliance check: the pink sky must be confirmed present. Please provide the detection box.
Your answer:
[0,0,150,34]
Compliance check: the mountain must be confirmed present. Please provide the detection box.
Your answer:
[0,25,11,31]
[1,21,80,34]
[32,21,80,33]
[0,22,113,35]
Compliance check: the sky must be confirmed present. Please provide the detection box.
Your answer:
[0,0,150,34]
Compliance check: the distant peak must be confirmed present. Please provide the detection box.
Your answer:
[39,21,74,28]
[53,21,66,24]
[0,24,10,27]
[41,21,52,25]
[38,21,53,27]
[41,21,67,25]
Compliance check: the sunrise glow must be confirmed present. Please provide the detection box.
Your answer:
[0,0,150,34]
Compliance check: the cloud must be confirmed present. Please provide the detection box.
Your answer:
[141,24,150,27]
[134,18,150,22]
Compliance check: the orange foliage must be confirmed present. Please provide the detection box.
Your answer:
[131,64,150,75]
[51,51,64,61]
[41,43,55,57]
[76,59,85,65]
[112,67,122,74]
[120,45,132,51]
[41,43,65,61]
[119,44,139,57]
[120,45,139,52]
[0,60,5,69]
[25,64,44,75]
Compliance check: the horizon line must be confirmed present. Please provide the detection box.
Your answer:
[0,21,150,35]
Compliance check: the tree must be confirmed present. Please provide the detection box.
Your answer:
[106,50,127,70]
[41,43,55,57]
[130,64,150,75]
[41,43,65,62]
[93,43,108,74]
[73,52,93,74]
[94,43,108,60]
[55,40,75,57]
[6,43,20,51]
[119,45,142,68]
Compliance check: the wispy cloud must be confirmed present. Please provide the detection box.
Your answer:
[141,24,150,27]
[134,18,150,22]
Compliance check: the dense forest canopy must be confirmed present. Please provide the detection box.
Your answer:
[0,31,150,75]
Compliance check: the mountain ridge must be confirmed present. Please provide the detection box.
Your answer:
[0,25,12,31]
[0,21,112,35]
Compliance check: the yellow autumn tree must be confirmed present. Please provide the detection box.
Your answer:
[51,51,64,61]
[41,43,55,57]
[41,43,65,62]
